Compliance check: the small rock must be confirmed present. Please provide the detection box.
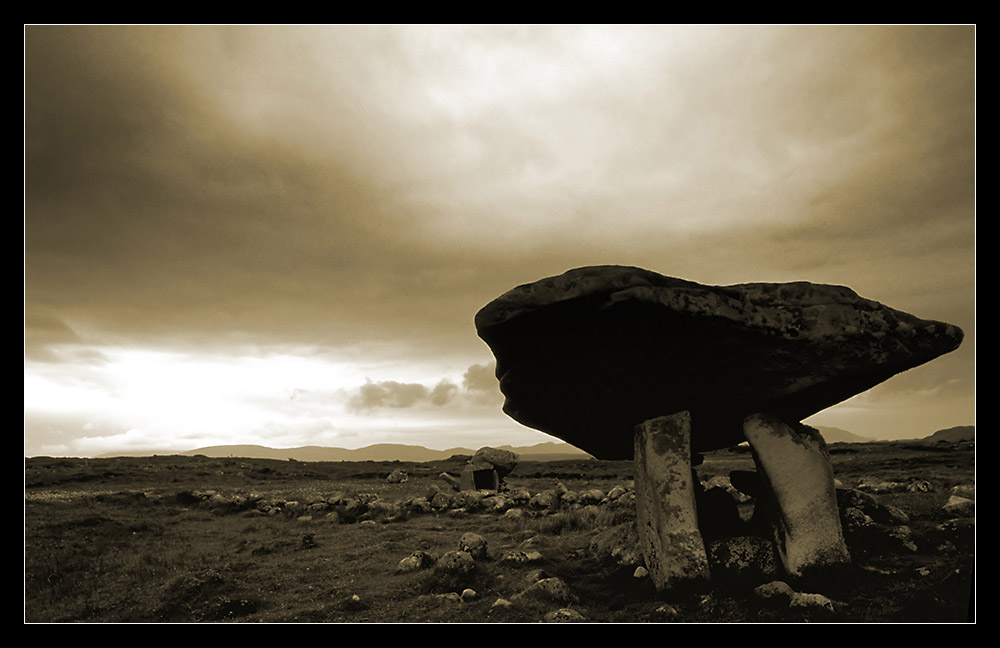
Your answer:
[439,472,461,491]
[529,490,561,510]
[397,551,435,573]
[950,484,975,500]
[633,566,649,579]
[491,597,513,610]
[790,592,836,612]
[458,532,488,559]
[523,568,549,585]
[513,577,577,605]
[754,580,795,604]
[544,608,586,623]
[436,550,475,574]
[386,468,408,484]
[942,495,975,517]
[461,588,477,601]
[654,604,681,619]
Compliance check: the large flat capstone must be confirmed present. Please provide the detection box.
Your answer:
[475,266,963,459]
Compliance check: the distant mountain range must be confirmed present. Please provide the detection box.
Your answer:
[95,425,973,461]
[177,441,594,463]
[923,425,975,443]
[814,426,875,443]
[814,424,975,444]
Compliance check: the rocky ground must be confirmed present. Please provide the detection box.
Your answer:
[24,439,974,623]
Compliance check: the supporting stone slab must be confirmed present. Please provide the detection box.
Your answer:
[743,413,851,577]
[634,411,710,591]
[460,463,499,491]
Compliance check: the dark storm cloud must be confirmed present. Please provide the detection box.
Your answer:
[25,25,974,386]
[24,26,458,352]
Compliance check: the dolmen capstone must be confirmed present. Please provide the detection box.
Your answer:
[475,265,963,590]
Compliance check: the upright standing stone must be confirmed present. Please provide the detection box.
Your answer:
[633,411,710,591]
[743,413,850,577]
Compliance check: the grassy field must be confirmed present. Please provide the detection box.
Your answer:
[24,441,975,623]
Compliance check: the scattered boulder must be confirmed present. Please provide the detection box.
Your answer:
[501,550,543,565]
[458,533,488,560]
[386,469,408,484]
[754,580,796,605]
[436,551,476,575]
[439,472,461,491]
[529,490,561,510]
[942,495,975,518]
[512,577,578,606]
[544,608,586,622]
[397,551,435,573]
[951,484,975,500]
[790,592,837,612]
[589,523,644,568]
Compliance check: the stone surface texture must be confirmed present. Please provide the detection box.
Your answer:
[471,446,519,479]
[475,265,963,459]
[743,414,851,576]
[633,411,710,590]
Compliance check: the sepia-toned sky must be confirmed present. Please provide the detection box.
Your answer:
[24,25,975,457]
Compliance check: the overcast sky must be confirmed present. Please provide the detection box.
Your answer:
[24,25,975,457]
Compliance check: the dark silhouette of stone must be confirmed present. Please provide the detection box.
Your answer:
[460,463,499,491]
[475,265,963,459]
[471,446,519,479]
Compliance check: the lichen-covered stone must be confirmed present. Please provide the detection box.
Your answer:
[744,414,850,577]
[633,411,710,590]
